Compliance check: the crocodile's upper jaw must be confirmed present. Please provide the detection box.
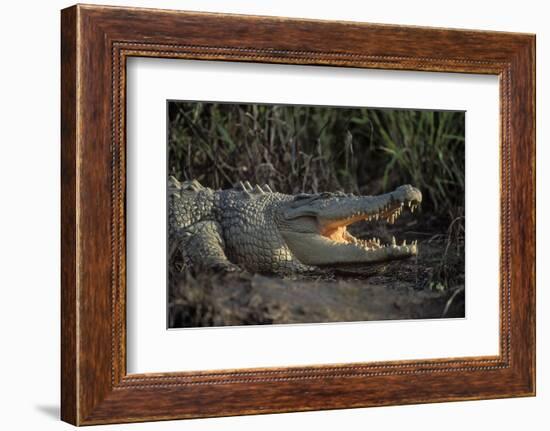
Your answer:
[278,185,422,267]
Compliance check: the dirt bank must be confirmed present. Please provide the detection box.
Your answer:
[168,236,465,328]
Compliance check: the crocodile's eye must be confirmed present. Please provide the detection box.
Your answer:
[290,193,321,208]
[293,191,348,203]
[318,191,348,199]
[293,193,313,201]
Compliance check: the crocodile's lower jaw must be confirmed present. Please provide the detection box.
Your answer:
[281,230,417,266]
[324,226,417,256]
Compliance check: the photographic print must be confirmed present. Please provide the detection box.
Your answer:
[60,7,535,423]
[167,101,465,328]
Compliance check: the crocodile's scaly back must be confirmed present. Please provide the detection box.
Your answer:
[169,179,313,273]
[218,190,306,273]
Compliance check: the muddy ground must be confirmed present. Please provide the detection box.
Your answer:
[168,215,465,328]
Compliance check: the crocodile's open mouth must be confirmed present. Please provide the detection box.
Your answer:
[279,185,422,266]
[319,199,420,255]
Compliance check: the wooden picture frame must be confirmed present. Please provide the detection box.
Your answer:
[61,4,535,425]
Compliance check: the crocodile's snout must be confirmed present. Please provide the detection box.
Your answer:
[279,185,422,267]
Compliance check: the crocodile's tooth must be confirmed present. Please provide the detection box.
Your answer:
[392,236,396,246]
[402,240,406,246]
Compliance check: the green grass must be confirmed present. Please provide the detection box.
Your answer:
[369,109,465,220]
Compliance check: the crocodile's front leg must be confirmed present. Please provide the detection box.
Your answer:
[178,220,239,273]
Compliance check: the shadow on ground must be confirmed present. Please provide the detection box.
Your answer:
[35,405,59,420]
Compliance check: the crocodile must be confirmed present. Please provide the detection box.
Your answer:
[169,177,422,274]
